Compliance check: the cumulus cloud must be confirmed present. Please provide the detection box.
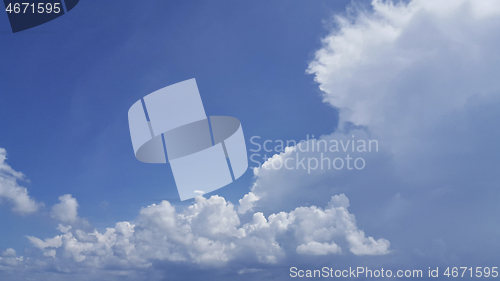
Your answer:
[19,193,387,273]
[307,0,500,140]
[243,130,389,213]
[0,248,23,269]
[51,194,80,224]
[238,192,259,214]
[3,0,500,279]
[0,148,41,214]
[2,248,16,257]
[241,0,500,215]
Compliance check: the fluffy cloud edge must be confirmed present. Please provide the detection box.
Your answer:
[13,193,390,274]
[0,148,42,214]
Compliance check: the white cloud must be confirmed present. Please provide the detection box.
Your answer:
[0,251,23,269]
[26,235,63,250]
[242,129,390,214]
[2,248,16,257]
[0,148,41,214]
[4,0,500,279]
[0,248,24,271]
[296,241,341,255]
[307,0,500,140]
[51,194,80,224]
[346,230,392,255]
[242,0,500,216]
[238,192,259,214]
[16,193,388,273]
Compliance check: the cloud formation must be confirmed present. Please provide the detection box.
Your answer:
[241,0,500,215]
[3,0,500,279]
[51,194,80,224]
[0,148,40,214]
[307,0,500,136]
[21,193,388,274]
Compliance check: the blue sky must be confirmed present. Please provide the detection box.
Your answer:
[1,0,500,280]
[0,0,347,243]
